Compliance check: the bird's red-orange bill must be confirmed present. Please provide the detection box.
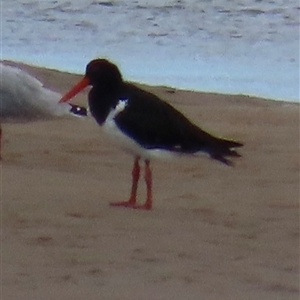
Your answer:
[59,77,90,103]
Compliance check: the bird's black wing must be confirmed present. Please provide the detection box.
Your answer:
[114,85,213,153]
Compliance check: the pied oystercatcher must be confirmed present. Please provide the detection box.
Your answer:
[60,59,243,210]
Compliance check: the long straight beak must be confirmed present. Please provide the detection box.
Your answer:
[59,77,90,103]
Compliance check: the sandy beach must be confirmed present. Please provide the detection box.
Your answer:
[2,62,299,300]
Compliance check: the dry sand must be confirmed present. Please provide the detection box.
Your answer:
[1,62,299,300]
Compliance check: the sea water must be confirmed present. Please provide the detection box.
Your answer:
[2,0,299,102]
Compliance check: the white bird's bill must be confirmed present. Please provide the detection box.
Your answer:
[0,63,87,121]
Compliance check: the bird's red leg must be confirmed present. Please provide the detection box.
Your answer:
[143,160,153,210]
[130,159,152,210]
[110,157,140,208]
[0,125,2,161]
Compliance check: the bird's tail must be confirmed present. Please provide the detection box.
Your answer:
[208,138,243,166]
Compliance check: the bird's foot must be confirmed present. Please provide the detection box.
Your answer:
[110,200,136,208]
[110,201,152,210]
[131,202,152,210]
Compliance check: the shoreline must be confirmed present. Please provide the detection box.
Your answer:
[2,59,299,104]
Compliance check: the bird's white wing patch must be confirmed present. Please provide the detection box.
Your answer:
[107,98,128,120]
[115,98,128,114]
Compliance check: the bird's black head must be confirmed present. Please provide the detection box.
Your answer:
[59,59,123,104]
[85,59,123,90]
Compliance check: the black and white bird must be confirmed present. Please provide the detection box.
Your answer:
[60,59,243,210]
[0,63,87,159]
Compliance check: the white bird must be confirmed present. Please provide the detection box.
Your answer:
[0,63,87,159]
